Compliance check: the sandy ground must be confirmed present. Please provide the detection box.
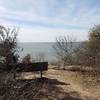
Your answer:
[48,69,100,99]
[16,65,100,100]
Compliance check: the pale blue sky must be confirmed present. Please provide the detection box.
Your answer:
[0,0,100,42]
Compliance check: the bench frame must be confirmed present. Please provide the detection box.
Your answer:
[17,62,48,78]
[5,62,48,79]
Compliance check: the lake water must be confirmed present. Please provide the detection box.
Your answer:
[18,42,56,63]
[18,42,80,63]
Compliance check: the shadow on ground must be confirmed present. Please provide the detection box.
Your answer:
[0,77,97,100]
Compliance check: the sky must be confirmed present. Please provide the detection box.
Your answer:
[0,0,100,42]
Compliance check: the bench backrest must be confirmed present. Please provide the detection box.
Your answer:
[16,62,48,72]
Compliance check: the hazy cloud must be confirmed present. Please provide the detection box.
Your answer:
[0,0,100,42]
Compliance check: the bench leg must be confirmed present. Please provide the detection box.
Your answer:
[40,70,43,78]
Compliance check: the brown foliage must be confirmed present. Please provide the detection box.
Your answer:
[0,25,19,71]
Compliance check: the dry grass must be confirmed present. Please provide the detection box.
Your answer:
[47,68,100,99]
[0,65,100,100]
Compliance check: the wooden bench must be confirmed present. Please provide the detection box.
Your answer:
[16,62,48,78]
[4,62,48,78]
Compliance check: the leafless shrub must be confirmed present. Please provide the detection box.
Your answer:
[73,42,89,65]
[53,35,76,70]
[21,54,32,64]
[0,25,19,68]
[0,25,20,81]
[83,26,100,66]
[87,25,100,67]
[74,25,100,71]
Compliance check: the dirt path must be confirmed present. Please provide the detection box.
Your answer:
[16,68,100,100]
[45,68,100,100]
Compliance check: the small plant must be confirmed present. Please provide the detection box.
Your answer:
[22,54,32,64]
